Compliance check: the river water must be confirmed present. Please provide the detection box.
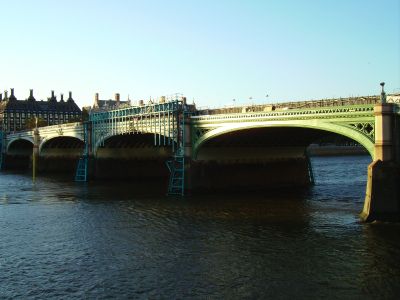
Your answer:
[1,155,400,299]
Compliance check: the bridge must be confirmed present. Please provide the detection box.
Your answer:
[1,87,400,222]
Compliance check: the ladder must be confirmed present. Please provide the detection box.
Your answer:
[75,122,89,182]
[166,153,185,196]
[166,107,187,196]
[75,156,88,182]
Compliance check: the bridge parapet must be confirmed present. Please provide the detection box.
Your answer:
[5,122,84,153]
[193,104,375,122]
[197,93,400,116]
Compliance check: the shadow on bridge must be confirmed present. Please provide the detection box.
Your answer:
[4,136,84,173]
[94,133,174,182]
[4,139,34,169]
[190,127,369,192]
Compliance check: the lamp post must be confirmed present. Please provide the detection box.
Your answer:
[380,82,386,104]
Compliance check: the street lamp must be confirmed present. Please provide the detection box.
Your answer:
[380,82,386,104]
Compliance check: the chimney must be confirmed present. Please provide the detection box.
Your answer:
[94,93,99,107]
[68,91,73,102]
[115,93,120,105]
[28,89,35,101]
[60,93,64,102]
[49,90,56,101]
[0,93,2,101]
[4,90,8,99]
[9,88,16,100]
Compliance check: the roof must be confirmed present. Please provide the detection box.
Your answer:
[0,98,81,113]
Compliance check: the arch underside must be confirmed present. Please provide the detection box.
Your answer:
[95,133,175,156]
[6,138,34,155]
[39,134,84,152]
[39,136,84,157]
[193,120,375,159]
[95,133,174,159]
[6,137,34,152]
[94,133,174,181]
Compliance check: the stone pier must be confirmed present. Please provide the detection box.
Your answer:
[361,84,400,222]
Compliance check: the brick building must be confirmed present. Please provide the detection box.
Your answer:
[0,88,81,133]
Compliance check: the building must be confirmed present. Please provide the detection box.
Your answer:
[92,93,131,111]
[0,88,81,133]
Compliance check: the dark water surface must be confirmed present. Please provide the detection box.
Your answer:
[1,156,400,299]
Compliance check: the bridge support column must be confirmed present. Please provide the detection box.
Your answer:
[361,89,400,222]
[32,128,40,181]
[361,160,400,222]
[87,122,95,180]
[184,122,192,193]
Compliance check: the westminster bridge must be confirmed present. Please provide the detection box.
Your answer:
[1,87,400,222]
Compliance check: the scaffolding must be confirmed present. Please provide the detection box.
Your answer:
[74,122,89,182]
[165,110,187,196]
[89,99,183,152]
[75,97,188,195]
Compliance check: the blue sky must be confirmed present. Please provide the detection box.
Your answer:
[1,0,399,108]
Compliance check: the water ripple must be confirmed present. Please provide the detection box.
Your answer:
[1,156,400,298]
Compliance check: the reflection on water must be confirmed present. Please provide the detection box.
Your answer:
[1,156,400,298]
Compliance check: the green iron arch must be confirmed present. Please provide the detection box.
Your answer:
[193,120,375,159]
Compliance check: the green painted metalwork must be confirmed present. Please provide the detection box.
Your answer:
[87,97,187,194]
[166,110,190,196]
[191,104,376,159]
[75,122,89,182]
[166,155,185,196]
[89,99,183,154]
[74,156,88,182]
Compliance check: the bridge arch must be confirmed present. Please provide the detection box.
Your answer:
[39,135,84,154]
[39,136,85,155]
[6,137,34,152]
[193,120,375,159]
[93,132,173,181]
[94,132,175,156]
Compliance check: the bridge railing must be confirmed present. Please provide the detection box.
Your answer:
[36,122,82,131]
[3,122,82,136]
[197,95,384,116]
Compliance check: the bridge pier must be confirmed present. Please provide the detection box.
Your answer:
[361,87,400,222]
[361,160,400,222]
[185,158,311,192]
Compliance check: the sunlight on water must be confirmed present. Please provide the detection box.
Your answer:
[1,156,400,298]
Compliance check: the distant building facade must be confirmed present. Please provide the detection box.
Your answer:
[0,88,81,133]
[92,93,131,111]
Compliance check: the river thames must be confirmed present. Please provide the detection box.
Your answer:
[1,155,400,299]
